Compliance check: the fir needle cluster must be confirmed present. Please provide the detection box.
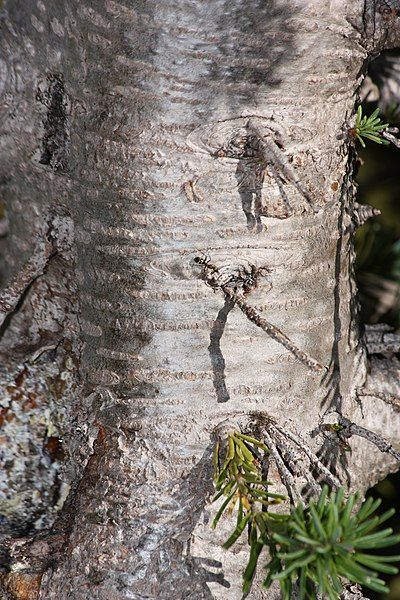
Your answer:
[350,106,389,147]
[212,431,400,599]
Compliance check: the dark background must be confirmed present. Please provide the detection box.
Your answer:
[356,131,400,600]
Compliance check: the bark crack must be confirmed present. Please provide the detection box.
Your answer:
[0,236,56,339]
[36,73,70,171]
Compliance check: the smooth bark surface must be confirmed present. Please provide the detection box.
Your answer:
[1,1,400,599]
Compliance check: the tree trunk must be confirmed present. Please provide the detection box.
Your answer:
[1,1,400,599]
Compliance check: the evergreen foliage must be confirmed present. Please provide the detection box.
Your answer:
[212,432,400,598]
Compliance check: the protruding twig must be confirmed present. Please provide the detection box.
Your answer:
[262,430,302,503]
[341,583,371,600]
[351,202,381,229]
[357,387,400,411]
[269,425,321,498]
[247,121,317,212]
[338,416,400,461]
[364,323,400,355]
[382,126,400,148]
[194,255,327,373]
[231,292,326,372]
[271,423,341,488]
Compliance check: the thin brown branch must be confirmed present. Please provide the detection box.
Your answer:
[247,121,317,212]
[357,387,400,411]
[338,416,400,462]
[262,429,302,504]
[271,423,341,488]
[365,324,400,355]
[195,256,327,373]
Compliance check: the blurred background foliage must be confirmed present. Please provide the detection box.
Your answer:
[356,141,400,328]
[356,57,400,597]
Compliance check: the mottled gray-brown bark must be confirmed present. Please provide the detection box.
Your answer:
[1,1,400,599]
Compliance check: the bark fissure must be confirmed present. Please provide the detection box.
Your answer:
[0,237,55,335]
[36,73,70,171]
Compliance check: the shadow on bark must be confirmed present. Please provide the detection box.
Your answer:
[187,555,231,593]
[321,188,346,414]
[142,442,218,598]
[315,433,351,488]
[183,444,231,597]
[208,297,235,403]
[209,0,298,105]
[319,174,352,482]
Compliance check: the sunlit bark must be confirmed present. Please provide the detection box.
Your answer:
[0,1,399,598]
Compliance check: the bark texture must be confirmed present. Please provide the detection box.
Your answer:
[1,1,400,599]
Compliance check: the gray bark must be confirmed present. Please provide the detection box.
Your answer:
[0,1,400,599]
